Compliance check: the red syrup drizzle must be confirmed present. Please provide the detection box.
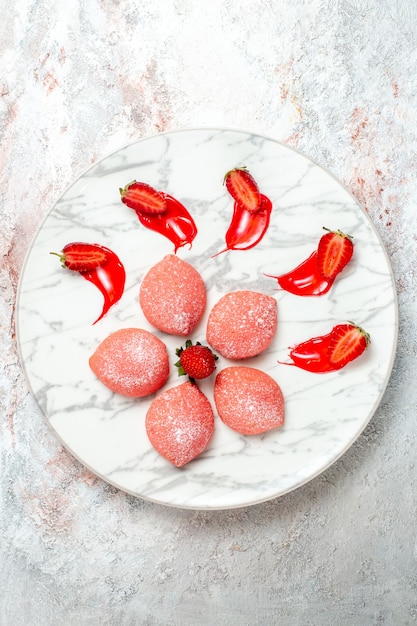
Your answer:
[278,329,336,373]
[135,194,197,253]
[265,250,334,296]
[213,194,273,256]
[80,245,126,324]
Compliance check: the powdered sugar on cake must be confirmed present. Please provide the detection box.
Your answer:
[214,366,284,435]
[139,254,206,336]
[146,381,215,467]
[206,290,277,359]
[89,328,169,397]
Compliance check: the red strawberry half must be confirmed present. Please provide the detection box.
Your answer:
[175,340,218,382]
[120,180,167,215]
[327,323,370,370]
[317,228,354,280]
[224,167,261,213]
[50,242,108,272]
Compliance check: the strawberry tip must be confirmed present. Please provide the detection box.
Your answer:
[223,166,248,184]
[347,321,371,345]
[50,251,68,269]
[119,180,137,197]
[322,226,353,241]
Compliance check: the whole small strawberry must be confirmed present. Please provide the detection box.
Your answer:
[175,340,218,382]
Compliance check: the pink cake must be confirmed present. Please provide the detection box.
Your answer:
[89,328,169,397]
[146,381,215,467]
[206,290,277,359]
[214,366,285,435]
[139,254,206,336]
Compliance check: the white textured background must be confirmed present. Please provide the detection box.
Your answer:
[1,1,417,624]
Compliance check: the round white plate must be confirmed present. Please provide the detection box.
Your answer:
[16,128,398,509]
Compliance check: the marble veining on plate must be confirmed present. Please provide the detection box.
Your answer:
[16,129,398,509]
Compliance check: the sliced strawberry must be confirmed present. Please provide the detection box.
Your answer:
[50,242,108,272]
[175,340,218,382]
[317,228,354,280]
[120,180,167,215]
[224,167,261,213]
[327,323,370,370]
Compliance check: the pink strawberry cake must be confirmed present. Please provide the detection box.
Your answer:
[146,381,215,467]
[89,328,169,397]
[206,290,277,359]
[139,254,206,336]
[214,366,285,435]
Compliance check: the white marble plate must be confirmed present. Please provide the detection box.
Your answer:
[16,129,398,510]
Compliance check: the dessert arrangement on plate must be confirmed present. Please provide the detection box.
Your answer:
[16,129,397,509]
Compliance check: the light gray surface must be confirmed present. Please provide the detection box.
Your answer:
[1,1,416,624]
